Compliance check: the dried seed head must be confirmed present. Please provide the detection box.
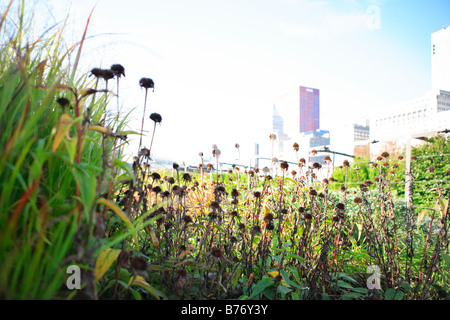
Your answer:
[251,225,261,234]
[253,191,261,198]
[89,68,103,78]
[343,160,350,167]
[149,113,162,123]
[139,77,155,91]
[354,197,362,204]
[335,203,345,211]
[210,201,220,209]
[182,173,192,182]
[173,163,179,170]
[56,97,70,108]
[183,214,193,224]
[313,162,321,169]
[309,189,317,196]
[280,161,289,170]
[269,133,277,140]
[299,158,306,165]
[235,143,240,149]
[130,256,147,272]
[167,177,175,184]
[429,166,435,172]
[231,189,239,198]
[211,247,223,258]
[264,212,274,222]
[293,142,299,151]
[381,151,389,158]
[110,64,125,78]
[152,186,162,194]
[151,172,161,180]
[324,155,332,163]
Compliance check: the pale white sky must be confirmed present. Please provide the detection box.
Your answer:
[11,0,450,166]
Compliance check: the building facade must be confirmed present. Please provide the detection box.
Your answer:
[432,26,450,93]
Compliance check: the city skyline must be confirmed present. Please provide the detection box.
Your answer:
[18,0,450,166]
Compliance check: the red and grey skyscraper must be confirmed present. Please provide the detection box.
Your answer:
[273,85,320,137]
[299,86,320,133]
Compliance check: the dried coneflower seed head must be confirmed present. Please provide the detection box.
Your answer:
[269,133,277,140]
[298,207,306,213]
[89,68,104,78]
[167,177,175,184]
[182,173,192,182]
[336,203,345,211]
[354,197,362,204]
[264,212,274,222]
[280,161,289,170]
[252,225,261,234]
[281,208,288,215]
[253,191,261,198]
[231,189,239,198]
[211,247,222,258]
[130,256,147,272]
[151,172,161,180]
[381,151,389,158]
[299,158,306,165]
[324,155,332,163]
[139,77,155,91]
[210,201,220,209]
[173,163,179,170]
[343,160,350,167]
[152,186,162,194]
[56,97,70,108]
[309,189,317,196]
[429,166,435,172]
[183,215,193,224]
[313,162,321,169]
[293,142,299,151]
[398,155,404,160]
[149,113,162,123]
[110,64,125,78]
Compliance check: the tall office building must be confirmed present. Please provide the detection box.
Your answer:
[274,85,320,137]
[432,26,450,93]
[272,85,323,160]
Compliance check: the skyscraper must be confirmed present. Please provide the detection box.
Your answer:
[272,85,322,160]
[274,85,320,137]
[299,86,320,133]
[432,26,450,93]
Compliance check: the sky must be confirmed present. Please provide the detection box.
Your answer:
[8,0,450,166]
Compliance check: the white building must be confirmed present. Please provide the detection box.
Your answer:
[369,26,450,156]
[432,26,450,94]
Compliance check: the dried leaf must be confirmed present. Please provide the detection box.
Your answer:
[52,113,73,152]
[94,248,121,281]
[129,275,162,300]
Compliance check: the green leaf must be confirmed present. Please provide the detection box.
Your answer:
[442,253,450,271]
[249,278,274,299]
[337,280,354,289]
